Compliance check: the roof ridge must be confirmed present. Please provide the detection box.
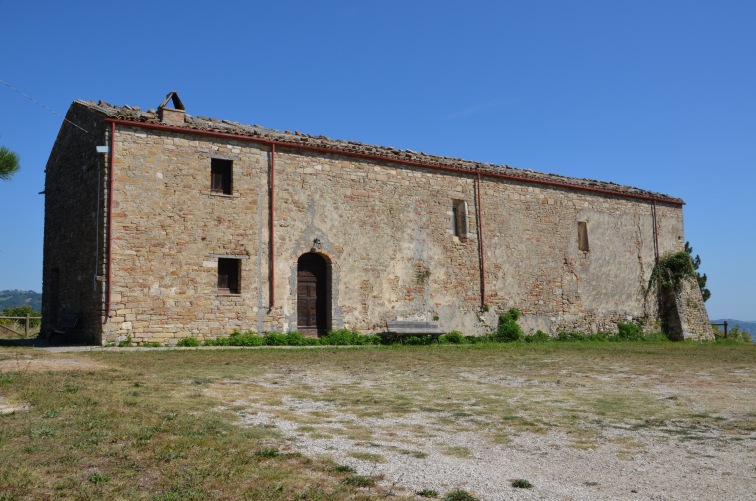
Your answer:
[71,100,683,204]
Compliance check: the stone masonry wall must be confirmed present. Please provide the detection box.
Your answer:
[101,124,691,344]
[270,149,482,335]
[42,106,108,343]
[479,179,685,333]
[663,277,713,341]
[104,127,271,344]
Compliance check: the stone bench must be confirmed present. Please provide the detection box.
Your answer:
[380,320,444,344]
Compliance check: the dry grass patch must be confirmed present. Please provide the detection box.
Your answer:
[0,348,396,500]
[0,354,107,373]
[349,451,387,463]
[0,343,753,499]
[441,446,473,459]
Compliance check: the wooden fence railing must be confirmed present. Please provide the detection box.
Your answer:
[711,320,728,337]
[0,315,41,338]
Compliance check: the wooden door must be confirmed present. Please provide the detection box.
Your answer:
[297,270,318,334]
[297,253,328,336]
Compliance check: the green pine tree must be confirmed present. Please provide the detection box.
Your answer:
[0,145,20,180]
[685,241,711,302]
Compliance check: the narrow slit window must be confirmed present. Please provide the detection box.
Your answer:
[452,199,468,238]
[577,221,590,252]
[217,258,241,294]
[210,158,233,195]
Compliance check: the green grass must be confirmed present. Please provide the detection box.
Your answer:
[511,478,533,489]
[0,342,752,499]
[442,446,473,459]
[417,489,439,497]
[348,452,386,463]
[0,350,385,500]
[443,490,479,501]
[343,475,376,487]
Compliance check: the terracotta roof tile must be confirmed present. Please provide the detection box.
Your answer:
[75,99,683,204]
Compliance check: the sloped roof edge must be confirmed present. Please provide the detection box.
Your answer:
[73,99,683,205]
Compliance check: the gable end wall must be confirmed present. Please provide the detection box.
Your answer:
[42,106,108,343]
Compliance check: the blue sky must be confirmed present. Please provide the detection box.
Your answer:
[0,1,753,321]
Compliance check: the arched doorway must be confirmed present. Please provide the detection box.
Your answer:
[297,253,330,336]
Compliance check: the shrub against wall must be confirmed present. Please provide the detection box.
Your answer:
[646,245,712,340]
[617,322,644,341]
[494,308,523,342]
[650,251,695,295]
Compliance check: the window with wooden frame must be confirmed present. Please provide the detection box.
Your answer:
[210,158,233,195]
[217,258,241,294]
[577,221,590,252]
[452,199,469,239]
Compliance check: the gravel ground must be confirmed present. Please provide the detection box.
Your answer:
[12,345,755,499]
[225,388,755,500]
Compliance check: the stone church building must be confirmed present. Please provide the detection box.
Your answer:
[41,92,711,345]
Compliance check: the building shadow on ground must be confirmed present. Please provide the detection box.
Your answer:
[0,336,87,348]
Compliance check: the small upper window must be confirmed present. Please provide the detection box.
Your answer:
[211,158,233,195]
[577,221,589,252]
[217,258,241,294]
[452,199,468,239]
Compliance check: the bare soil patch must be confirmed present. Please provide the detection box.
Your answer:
[0,354,107,373]
[0,395,30,414]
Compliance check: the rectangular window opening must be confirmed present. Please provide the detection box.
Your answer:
[577,221,590,252]
[217,258,241,294]
[452,199,468,238]
[210,158,233,195]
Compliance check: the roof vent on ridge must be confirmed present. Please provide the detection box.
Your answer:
[158,91,185,126]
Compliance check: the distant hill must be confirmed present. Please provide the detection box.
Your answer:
[711,319,756,338]
[0,290,42,313]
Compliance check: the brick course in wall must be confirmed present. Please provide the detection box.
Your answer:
[42,95,712,345]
